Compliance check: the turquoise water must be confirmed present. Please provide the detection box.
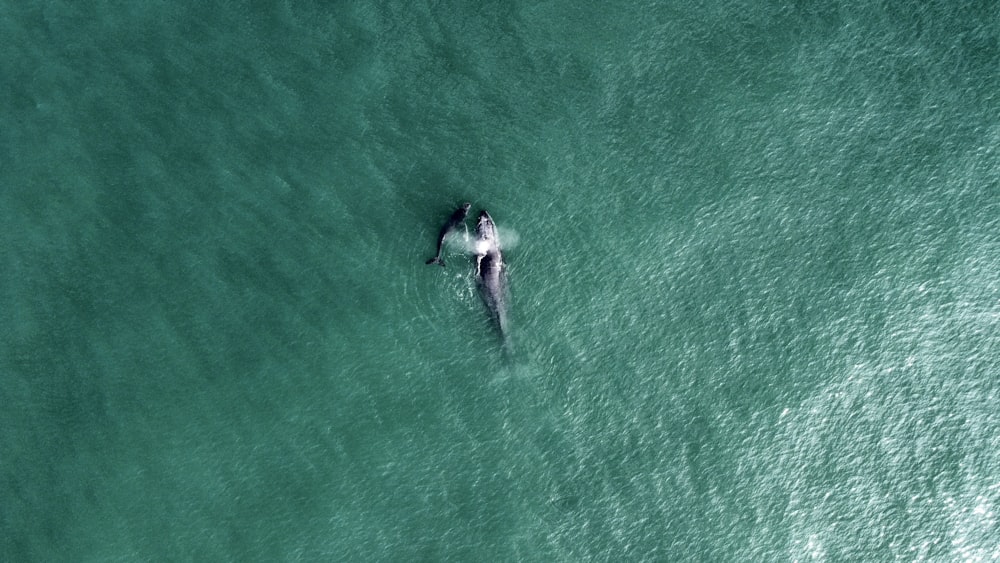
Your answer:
[2,1,998,560]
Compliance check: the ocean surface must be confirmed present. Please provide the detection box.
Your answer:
[2,1,998,560]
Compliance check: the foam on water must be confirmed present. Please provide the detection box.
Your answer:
[447,225,519,257]
[496,227,520,251]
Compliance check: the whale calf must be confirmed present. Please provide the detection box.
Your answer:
[474,210,509,338]
[425,202,471,267]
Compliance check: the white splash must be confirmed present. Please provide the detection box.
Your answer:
[496,226,520,250]
[448,224,520,254]
[475,239,491,255]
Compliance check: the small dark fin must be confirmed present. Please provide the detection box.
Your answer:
[425,257,445,267]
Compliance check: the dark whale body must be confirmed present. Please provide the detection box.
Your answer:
[425,202,471,267]
[474,210,509,338]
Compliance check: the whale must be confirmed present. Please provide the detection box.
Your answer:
[474,210,509,338]
[425,202,471,267]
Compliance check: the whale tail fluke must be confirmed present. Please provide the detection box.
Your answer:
[425,257,446,267]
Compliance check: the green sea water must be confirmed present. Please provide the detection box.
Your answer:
[2,1,998,560]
